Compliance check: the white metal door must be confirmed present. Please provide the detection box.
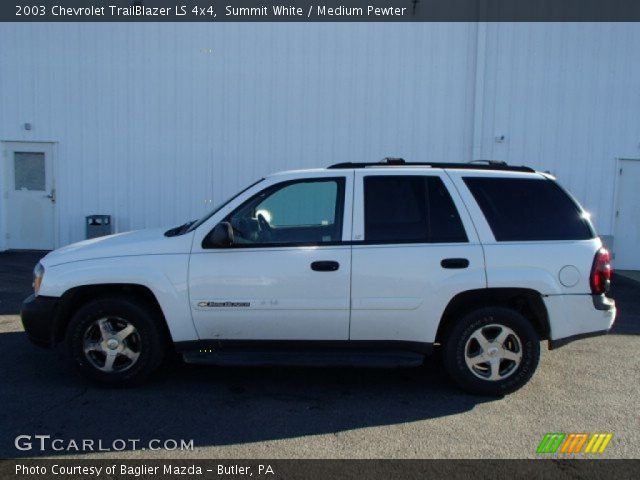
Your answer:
[3,142,55,250]
[614,159,640,269]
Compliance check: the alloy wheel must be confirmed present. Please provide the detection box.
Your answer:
[82,317,141,373]
[463,323,523,381]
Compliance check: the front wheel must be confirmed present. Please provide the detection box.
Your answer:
[443,307,540,396]
[66,296,165,386]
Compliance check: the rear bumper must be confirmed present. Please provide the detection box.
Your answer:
[20,294,59,348]
[546,294,616,350]
[592,294,615,311]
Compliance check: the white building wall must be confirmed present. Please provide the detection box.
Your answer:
[476,22,640,237]
[0,23,477,248]
[0,22,638,249]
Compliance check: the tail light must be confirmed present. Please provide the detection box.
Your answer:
[590,248,612,295]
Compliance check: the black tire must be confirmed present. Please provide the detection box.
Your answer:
[443,306,540,396]
[66,296,165,386]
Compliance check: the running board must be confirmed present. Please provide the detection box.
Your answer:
[182,350,425,368]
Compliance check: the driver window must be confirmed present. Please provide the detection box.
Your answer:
[226,178,344,246]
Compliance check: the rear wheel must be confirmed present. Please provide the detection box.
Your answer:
[66,296,165,386]
[443,307,540,396]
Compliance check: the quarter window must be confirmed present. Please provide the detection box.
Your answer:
[363,176,468,243]
[463,177,594,241]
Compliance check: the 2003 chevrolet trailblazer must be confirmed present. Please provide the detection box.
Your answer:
[21,159,616,395]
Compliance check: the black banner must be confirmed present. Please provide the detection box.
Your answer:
[4,0,640,22]
[2,459,640,480]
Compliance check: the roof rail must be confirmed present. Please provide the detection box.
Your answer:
[468,159,508,166]
[328,158,535,173]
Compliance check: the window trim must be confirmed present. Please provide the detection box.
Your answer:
[361,174,469,245]
[202,176,346,249]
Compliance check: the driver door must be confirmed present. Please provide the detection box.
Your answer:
[189,173,353,341]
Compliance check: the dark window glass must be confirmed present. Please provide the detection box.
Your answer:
[364,176,467,243]
[463,177,594,241]
[224,178,345,246]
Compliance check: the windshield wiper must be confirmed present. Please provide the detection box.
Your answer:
[164,220,196,237]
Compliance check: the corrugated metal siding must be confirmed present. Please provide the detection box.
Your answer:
[1,23,638,248]
[0,23,477,247]
[476,23,640,235]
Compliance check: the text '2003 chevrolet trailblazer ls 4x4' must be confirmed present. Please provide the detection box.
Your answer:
[21,159,616,395]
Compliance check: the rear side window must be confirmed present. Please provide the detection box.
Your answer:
[463,177,594,241]
[364,176,468,243]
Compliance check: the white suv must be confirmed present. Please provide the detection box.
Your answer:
[21,159,616,395]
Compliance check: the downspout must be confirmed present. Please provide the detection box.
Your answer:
[471,22,487,161]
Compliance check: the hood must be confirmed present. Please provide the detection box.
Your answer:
[42,227,194,267]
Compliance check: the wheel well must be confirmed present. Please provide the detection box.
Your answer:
[435,288,550,344]
[53,284,172,346]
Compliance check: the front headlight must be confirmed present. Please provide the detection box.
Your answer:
[33,262,45,296]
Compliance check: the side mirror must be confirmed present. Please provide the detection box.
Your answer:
[204,222,234,248]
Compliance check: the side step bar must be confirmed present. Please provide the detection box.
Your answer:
[182,350,425,368]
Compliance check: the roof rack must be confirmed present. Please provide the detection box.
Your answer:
[328,157,535,173]
[468,159,508,166]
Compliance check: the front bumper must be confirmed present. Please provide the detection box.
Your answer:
[20,294,59,348]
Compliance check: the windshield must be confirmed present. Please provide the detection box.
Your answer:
[185,178,265,234]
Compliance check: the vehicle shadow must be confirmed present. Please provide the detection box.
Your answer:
[0,251,48,315]
[610,273,640,335]
[0,331,492,458]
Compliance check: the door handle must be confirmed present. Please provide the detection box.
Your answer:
[441,258,469,269]
[311,261,340,272]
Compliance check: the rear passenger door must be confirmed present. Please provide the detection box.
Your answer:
[350,170,486,345]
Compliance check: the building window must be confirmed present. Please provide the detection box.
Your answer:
[14,152,45,191]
